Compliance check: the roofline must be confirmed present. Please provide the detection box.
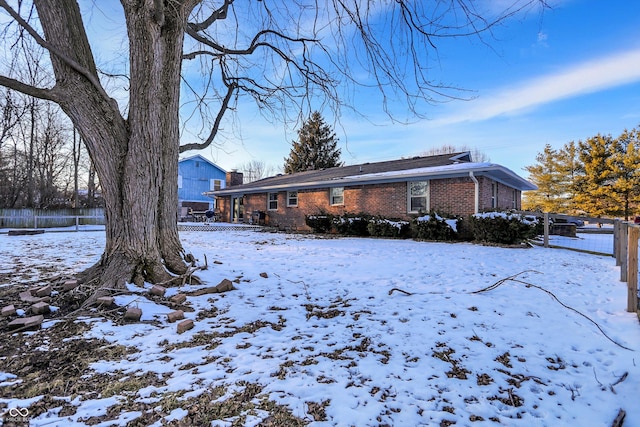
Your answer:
[207,163,536,197]
[179,154,226,172]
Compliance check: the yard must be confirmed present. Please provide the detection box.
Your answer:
[0,228,638,426]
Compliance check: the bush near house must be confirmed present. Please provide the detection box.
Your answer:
[470,212,538,244]
[411,212,458,241]
[305,210,536,245]
[305,214,333,233]
[332,213,372,236]
[367,217,411,238]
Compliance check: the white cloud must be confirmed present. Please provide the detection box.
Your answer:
[431,48,640,126]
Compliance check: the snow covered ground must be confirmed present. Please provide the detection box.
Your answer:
[1,228,639,426]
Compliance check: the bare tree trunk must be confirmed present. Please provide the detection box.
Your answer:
[33,0,192,299]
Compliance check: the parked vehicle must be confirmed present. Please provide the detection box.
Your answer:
[633,216,640,224]
[553,217,585,227]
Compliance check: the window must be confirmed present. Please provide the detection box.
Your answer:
[210,179,222,191]
[512,189,517,209]
[491,183,498,208]
[178,175,183,189]
[330,187,344,205]
[268,192,278,210]
[287,191,298,207]
[408,181,428,213]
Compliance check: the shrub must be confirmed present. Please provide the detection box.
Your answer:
[305,214,334,233]
[367,217,410,238]
[332,213,372,236]
[411,212,457,241]
[470,211,538,244]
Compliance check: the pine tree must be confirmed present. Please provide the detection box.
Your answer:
[607,127,640,219]
[574,134,617,217]
[284,111,343,173]
[523,144,565,212]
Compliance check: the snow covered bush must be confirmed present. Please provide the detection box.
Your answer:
[305,214,334,233]
[367,217,410,238]
[332,213,372,236]
[470,211,538,244]
[410,212,458,241]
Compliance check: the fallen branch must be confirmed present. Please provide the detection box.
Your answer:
[472,272,634,351]
[611,409,626,427]
[470,270,541,294]
[388,288,413,296]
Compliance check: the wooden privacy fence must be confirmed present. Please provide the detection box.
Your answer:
[0,208,105,230]
[614,221,640,314]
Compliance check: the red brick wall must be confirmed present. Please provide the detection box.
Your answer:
[477,177,521,212]
[430,178,476,216]
[216,177,522,230]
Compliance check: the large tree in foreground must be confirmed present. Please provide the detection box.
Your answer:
[0,0,544,299]
[284,111,342,173]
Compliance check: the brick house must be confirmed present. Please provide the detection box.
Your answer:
[208,152,536,230]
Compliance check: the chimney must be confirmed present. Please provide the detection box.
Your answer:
[226,170,244,187]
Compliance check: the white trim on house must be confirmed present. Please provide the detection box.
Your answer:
[210,162,536,197]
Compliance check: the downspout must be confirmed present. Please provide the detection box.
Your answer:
[469,171,479,214]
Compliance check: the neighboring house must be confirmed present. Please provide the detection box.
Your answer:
[207,152,537,230]
[178,154,226,214]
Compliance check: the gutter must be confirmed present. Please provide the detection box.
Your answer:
[469,171,479,214]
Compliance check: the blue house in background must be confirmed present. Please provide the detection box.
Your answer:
[178,154,227,215]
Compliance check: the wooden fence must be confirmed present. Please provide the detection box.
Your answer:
[0,208,105,230]
[614,221,640,314]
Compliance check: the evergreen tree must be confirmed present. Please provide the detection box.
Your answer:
[606,127,640,219]
[574,133,617,217]
[284,112,343,173]
[523,144,565,212]
[556,140,582,213]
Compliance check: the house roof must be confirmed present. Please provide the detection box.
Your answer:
[208,152,536,197]
[179,154,226,172]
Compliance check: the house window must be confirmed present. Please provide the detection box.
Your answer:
[330,187,344,205]
[210,179,222,191]
[408,181,428,213]
[287,191,298,207]
[195,161,200,168]
[268,192,278,210]
[178,175,183,189]
[512,189,517,209]
[491,183,498,208]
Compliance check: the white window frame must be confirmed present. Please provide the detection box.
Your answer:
[268,192,278,210]
[407,181,429,213]
[330,187,344,206]
[287,191,298,207]
[210,179,222,191]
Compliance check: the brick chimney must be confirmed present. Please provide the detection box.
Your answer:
[226,170,244,187]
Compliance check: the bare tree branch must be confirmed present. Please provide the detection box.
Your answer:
[0,74,57,102]
[179,81,238,153]
[0,0,112,106]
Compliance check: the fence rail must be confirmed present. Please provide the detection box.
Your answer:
[0,208,105,230]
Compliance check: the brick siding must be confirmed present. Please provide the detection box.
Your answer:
[217,177,521,230]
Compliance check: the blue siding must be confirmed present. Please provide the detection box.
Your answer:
[178,155,226,208]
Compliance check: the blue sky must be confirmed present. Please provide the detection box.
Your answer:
[197,0,640,179]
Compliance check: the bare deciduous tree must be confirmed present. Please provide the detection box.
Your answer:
[0,0,544,300]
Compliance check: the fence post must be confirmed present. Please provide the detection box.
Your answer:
[627,225,639,313]
[75,215,80,232]
[613,219,620,265]
[34,215,37,229]
[620,222,628,282]
[543,212,549,248]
